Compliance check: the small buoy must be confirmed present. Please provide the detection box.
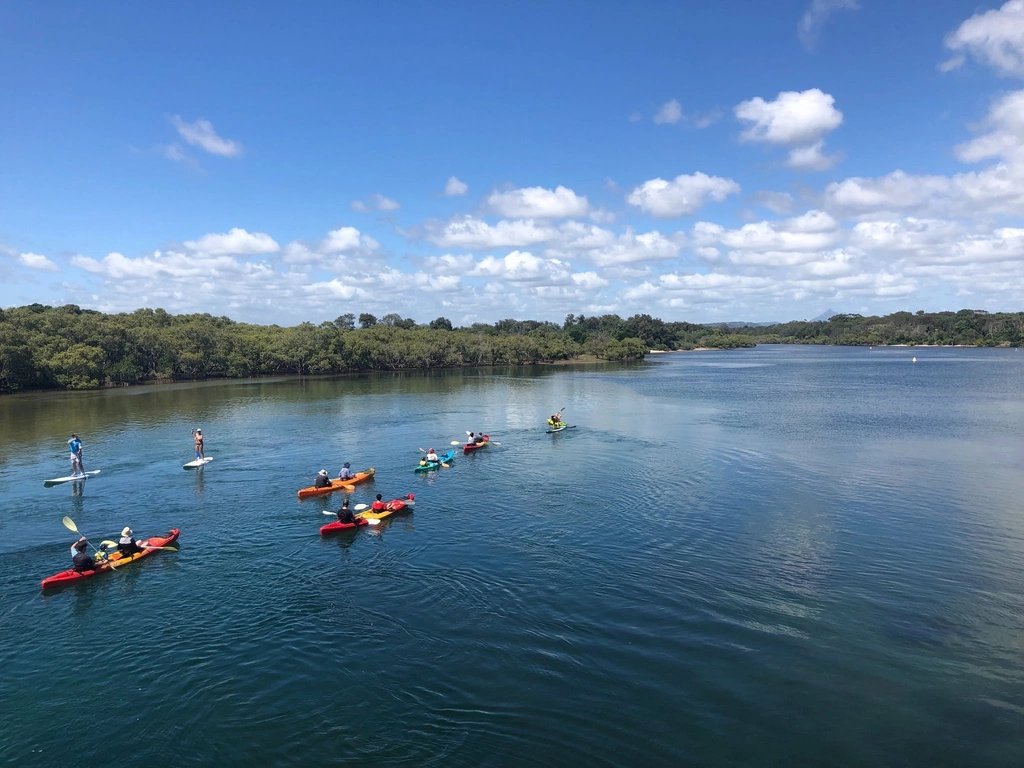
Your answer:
[912,356,917,363]
[869,346,872,350]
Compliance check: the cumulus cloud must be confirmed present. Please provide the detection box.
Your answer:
[955,89,1024,163]
[351,194,401,213]
[320,227,380,254]
[736,89,843,145]
[653,99,684,125]
[171,116,243,157]
[944,0,1024,77]
[428,216,558,249]
[487,185,590,218]
[184,228,280,255]
[798,0,859,52]
[18,253,60,272]
[753,190,797,214]
[787,140,840,171]
[627,173,740,218]
[444,176,468,196]
[693,211,841,267]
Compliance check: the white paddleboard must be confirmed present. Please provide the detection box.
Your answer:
[44,470,101,487]
[183,457,213,469]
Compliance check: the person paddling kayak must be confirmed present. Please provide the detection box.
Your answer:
[314,470,332,489]
[338,462,354,481]
[191,428,205,460]
[425,448,439,462]
[118,528,145,557]
[371,493,386,512]
[70,538,105,572]
[336,499,356,524]
[68,433,84,475]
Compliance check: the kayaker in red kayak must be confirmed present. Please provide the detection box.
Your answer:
[71,538,102,572]
[118,527,146,557]
[474,434,485,444]
[336,499,356,524]
[371,494,387,512]
[314,470,332,489]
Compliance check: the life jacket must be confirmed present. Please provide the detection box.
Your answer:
[371,500,386,511]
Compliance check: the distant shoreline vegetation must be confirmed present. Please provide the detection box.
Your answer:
[0,305,748,392]
[0,305,1019,392]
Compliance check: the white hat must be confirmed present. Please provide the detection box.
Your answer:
[318,469,328,476]
[122,527,132,537]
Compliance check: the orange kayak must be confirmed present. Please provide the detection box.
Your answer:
[297,468,375,498]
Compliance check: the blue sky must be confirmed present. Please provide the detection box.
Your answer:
[3,0,1024,324]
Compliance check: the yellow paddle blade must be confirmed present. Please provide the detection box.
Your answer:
[61,516,78,533]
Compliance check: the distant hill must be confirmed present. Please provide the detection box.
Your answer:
[810,309,836,322]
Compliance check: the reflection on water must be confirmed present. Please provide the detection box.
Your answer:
[2,348,1024,766]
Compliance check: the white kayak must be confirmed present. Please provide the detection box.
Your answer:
[44,470,101,487]
[183,457,213,469]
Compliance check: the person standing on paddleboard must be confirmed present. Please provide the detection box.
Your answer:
[192,429,204,461]
[68,433,84,475]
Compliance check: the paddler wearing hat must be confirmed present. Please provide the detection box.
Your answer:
[117,527,145,557]
[191,428,205,460]
[314,469,333,489]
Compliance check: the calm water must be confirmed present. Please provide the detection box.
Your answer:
[2,346,1024,766]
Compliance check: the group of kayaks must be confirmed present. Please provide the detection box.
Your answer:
[41,419,572,590]
[315,434,493,536]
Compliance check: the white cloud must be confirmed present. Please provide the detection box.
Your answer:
[629,112,643,123]
[571,271,609,289]
[472,250,572,284]
[351,194,400,213]
[320,227,380,254]
[798,0,859,52]
[17,252,60,272]
[627,172,740,218]
[184,228,280,255]
[429,216,558,249]
[787,140,840,171]
[571,229,682,267]
[691,109,724,129]
[444,176,468,196]
[693,211,841,267]
[653,99,684,125]
[944,0,1024,78]
[955,89,1024,163]
[171,116,243,158]
[736,88,843,146]
[487,185,590,218]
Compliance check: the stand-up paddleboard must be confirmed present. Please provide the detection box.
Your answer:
[44,470,101,487]
[183,457,213,469]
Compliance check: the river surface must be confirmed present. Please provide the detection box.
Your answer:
[1,345,1024,766]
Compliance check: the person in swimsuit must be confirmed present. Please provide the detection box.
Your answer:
[192,429,205,460]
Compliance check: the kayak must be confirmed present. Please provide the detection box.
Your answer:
[41,529,180,590]
[414,450,455,472]
[546,425,576,433]
[463,435,490,453]
[297,468,375,498]
[320,518,369,535]
[183,457,213,469]
[44,470,101,487]
[356,494,415,522]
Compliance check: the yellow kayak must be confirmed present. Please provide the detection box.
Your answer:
[356,495,415,521]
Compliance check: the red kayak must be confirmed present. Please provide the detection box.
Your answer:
[463,434,490,453]
[41,529,180,590]
[319,518,369,536]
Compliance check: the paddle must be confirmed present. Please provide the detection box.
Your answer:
[100,539,178,553]
[62,516,117,569]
